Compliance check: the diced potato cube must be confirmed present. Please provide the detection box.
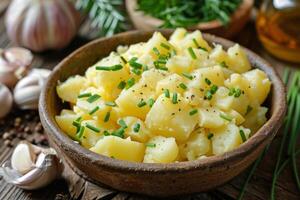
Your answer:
[143,136,178,163]
[211,86,234,111]
[56,75,88,104]
[122,116,150,143]
[166,55,193,74]
[198,107,227,129]
[211,123,251,155]
[227,44,251,73]
[183,88,205,106]
[187,66,225,91]
[169,28,187,47]
[243,106,268,132]
[55,113,80,138]
[145,94,198,142]
[209,44,230,66]
[90,136,145,162]
[180,128,211,161]
[156,74,186,96]
[121,43,145,59]
[243,69,271,104]
[116,69,168,120]
[181,30,211,52]
[144,32,174,59]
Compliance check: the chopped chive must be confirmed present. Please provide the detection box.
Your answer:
[103,130,110,136]
[220,113,233,121]
[172,93,178,104]
[205,78,211,85]
[188,47,197,59]
[133,123,141,133]
[87,94,101,103]
[245,105,253,115]
[179,83,187,90]
[189,109,198,116]
[120,56,127,64]
[155,59,167,64]
[118,119,127,128]
[126,78,135,89]
[148,98,155,107]
[143,65,149,71]
[104,111,110,122]
[220,61,228,68]
[182,72,194,80]
[76,126,85,139]
[129,61,143,69]
[152,47,160,55]
[228,88,235,96]
[155,65,168,71]
[89,106,99,115]
[111,156,115,159]
[160,42,170,50]
[86,124,100,133]
[75,116,82,122]
[207,133,214,140]
[105,102,117,107]
[112,127,125,138]
[240,130,247,142]
[146,143,156,148]
[129,57,138,62]
[234,88,242,97]
[192,38,200,48]
[204,90,213,100]
[78,93,92,98]
[138,100,147,107]
[96,64,123,71]
[210,85,218,94]
[72,120,81,129]
[132,68,142,75]
[164,89,170,98]
[118,80,126,89]
[199,46,208,52]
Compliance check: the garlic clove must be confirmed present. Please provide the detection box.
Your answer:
[11,142,36,175]
[3,47,33,68]
[0,141,64,190]
[0,83,13,118]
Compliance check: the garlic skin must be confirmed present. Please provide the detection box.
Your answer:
[0,83,13,118]
[11,143,36,174]
[5,0,81,52]
[0,47,33,88]
[0,141,63,190]
[14,68,51,110]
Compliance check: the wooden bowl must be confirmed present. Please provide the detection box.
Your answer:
[126,0,254,38]
[39,30,286,197]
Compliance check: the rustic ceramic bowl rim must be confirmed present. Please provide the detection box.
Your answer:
[39,30,286,173]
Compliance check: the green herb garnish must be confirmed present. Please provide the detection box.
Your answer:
[126,78,135,89]
[112,127,125,138]
[204,91,213,100]
[118,119,127,128]
[86,124,100,133]
[76,126,85,139]
[103,130,110,136]
[118,80,126,89]
[160,43,170,50]
[205,78,211,85]
[129,57,143,69]
[182,72,193,80]
[210,85,218,94]
[87,94,101,103]
[152,47,160,56]
[164,89,170,98]
[220,61,229,68]
[105,102,117,107]
[148,98,155,107]
[189,109,198,116]
[188,47,197,59]
[179,83,187,90]
[137,100,147,107]
[104,111,110,122]
[89,106,99,115]
[96,64,123,71]
[220,113,232,121]
[120,56,127,64]
[133,123,141,133]
[207,133,214,140]
[78,93,92,98]
[146,143,156,148]
[172,92,178,104]
[239,129,247,142]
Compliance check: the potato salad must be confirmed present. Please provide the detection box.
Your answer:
[55,28,271,163]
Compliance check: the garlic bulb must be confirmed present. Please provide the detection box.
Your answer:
[0,141,63,190]
[5,0,81,52]
[0,83,13,118]
[14,68,51,110]
[0,47,33,88]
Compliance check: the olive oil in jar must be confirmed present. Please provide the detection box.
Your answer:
[256,0,300,63]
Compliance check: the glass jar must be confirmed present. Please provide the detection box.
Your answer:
[256,0,300,63]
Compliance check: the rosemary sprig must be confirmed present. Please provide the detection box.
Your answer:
[75,0,126,36]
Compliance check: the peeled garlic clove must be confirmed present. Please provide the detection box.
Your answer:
[3,47,33,68]
[0,141,63,190]
[11,142,36,175]
[0,83,13,118]
[14,68,51,110]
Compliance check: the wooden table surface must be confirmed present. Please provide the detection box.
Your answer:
[0,3,299,200]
